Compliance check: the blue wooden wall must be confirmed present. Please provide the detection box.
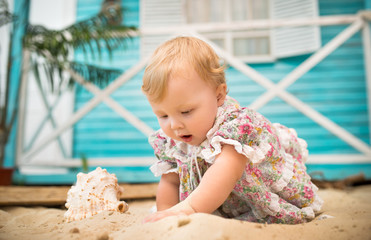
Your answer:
[66,0,371,182]
[73,0,156,160]
[231,0,368,155]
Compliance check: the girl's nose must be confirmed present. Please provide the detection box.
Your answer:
[170,117,183,130]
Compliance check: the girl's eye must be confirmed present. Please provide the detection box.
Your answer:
[181,109,192,114]
[159,115,168,119]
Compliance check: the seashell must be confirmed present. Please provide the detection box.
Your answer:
[64,167,129,222]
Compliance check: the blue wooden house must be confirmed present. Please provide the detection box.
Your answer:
[4,0,371,184]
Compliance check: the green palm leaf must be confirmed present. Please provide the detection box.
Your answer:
[23,1,137,92]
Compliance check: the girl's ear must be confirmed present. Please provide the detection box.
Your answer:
[216,84,227,107]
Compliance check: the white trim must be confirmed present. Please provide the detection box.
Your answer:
[279,91,371,156]
[238,55,276,63]
[16,50,31,166]
[29,0,77,30]
[24,92,62,151]
[20,157,157,167]
[308,154,371,164]
[140,15,358,35]
[19,167,69,175]
[68,67,154,136]
[0,0,12,110]
[21,57,149,161]
[26,78,67,157]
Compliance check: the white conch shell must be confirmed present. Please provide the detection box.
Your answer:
[64,167,129,222]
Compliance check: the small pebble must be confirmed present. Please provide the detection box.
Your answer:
[97,232,109,240]
[255,224,263,229]
[69,227,80,234]
[177,216,191,227]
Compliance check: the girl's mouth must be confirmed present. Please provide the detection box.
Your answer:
[180,135,193,142]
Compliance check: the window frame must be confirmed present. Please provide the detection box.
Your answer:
[140,0,320,63]
[185,0,274,63]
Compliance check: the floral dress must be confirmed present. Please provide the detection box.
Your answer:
[149,96,323,224]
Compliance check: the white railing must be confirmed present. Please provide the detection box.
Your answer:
[16,12,371,170]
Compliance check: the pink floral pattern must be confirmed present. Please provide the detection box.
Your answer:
[149,96,323,224]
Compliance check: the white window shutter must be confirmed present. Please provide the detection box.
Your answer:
[270,0,321,58]
[140,0,184,58]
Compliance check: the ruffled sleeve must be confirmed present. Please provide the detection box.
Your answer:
[201,107,279,165]
[148,130,178,177]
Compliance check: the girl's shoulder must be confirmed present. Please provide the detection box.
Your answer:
[203,97,278,164]
[216,96,271,130]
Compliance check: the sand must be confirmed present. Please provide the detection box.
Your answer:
[0,185,370,240]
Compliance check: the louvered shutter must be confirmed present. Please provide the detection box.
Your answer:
[270,0,321,58]
[140,0,184,57]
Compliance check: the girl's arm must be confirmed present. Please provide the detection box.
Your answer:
[144,145,247,222]
[156,172,180,211]
[183,144,247,213]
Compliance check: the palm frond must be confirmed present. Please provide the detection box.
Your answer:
[23,2,137,93]
[70,61,123,88]
[24,4,137,60]
[29,55,123,94]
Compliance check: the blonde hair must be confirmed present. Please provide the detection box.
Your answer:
[142,36,226,102]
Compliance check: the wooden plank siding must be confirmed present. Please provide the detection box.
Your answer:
[233,24,368,155]
[73,0,156,160]
[68,0,370,182]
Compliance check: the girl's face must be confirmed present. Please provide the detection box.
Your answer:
[148,68,226,146]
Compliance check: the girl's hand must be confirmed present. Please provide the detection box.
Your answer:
[143,209,187,223]
[144,198,196,223]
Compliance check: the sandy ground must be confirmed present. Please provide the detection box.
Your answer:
[0,185,370,240]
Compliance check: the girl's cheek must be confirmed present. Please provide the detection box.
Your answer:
[160,120,171,132]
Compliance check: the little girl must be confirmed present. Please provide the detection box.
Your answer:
[142,36,323,224]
